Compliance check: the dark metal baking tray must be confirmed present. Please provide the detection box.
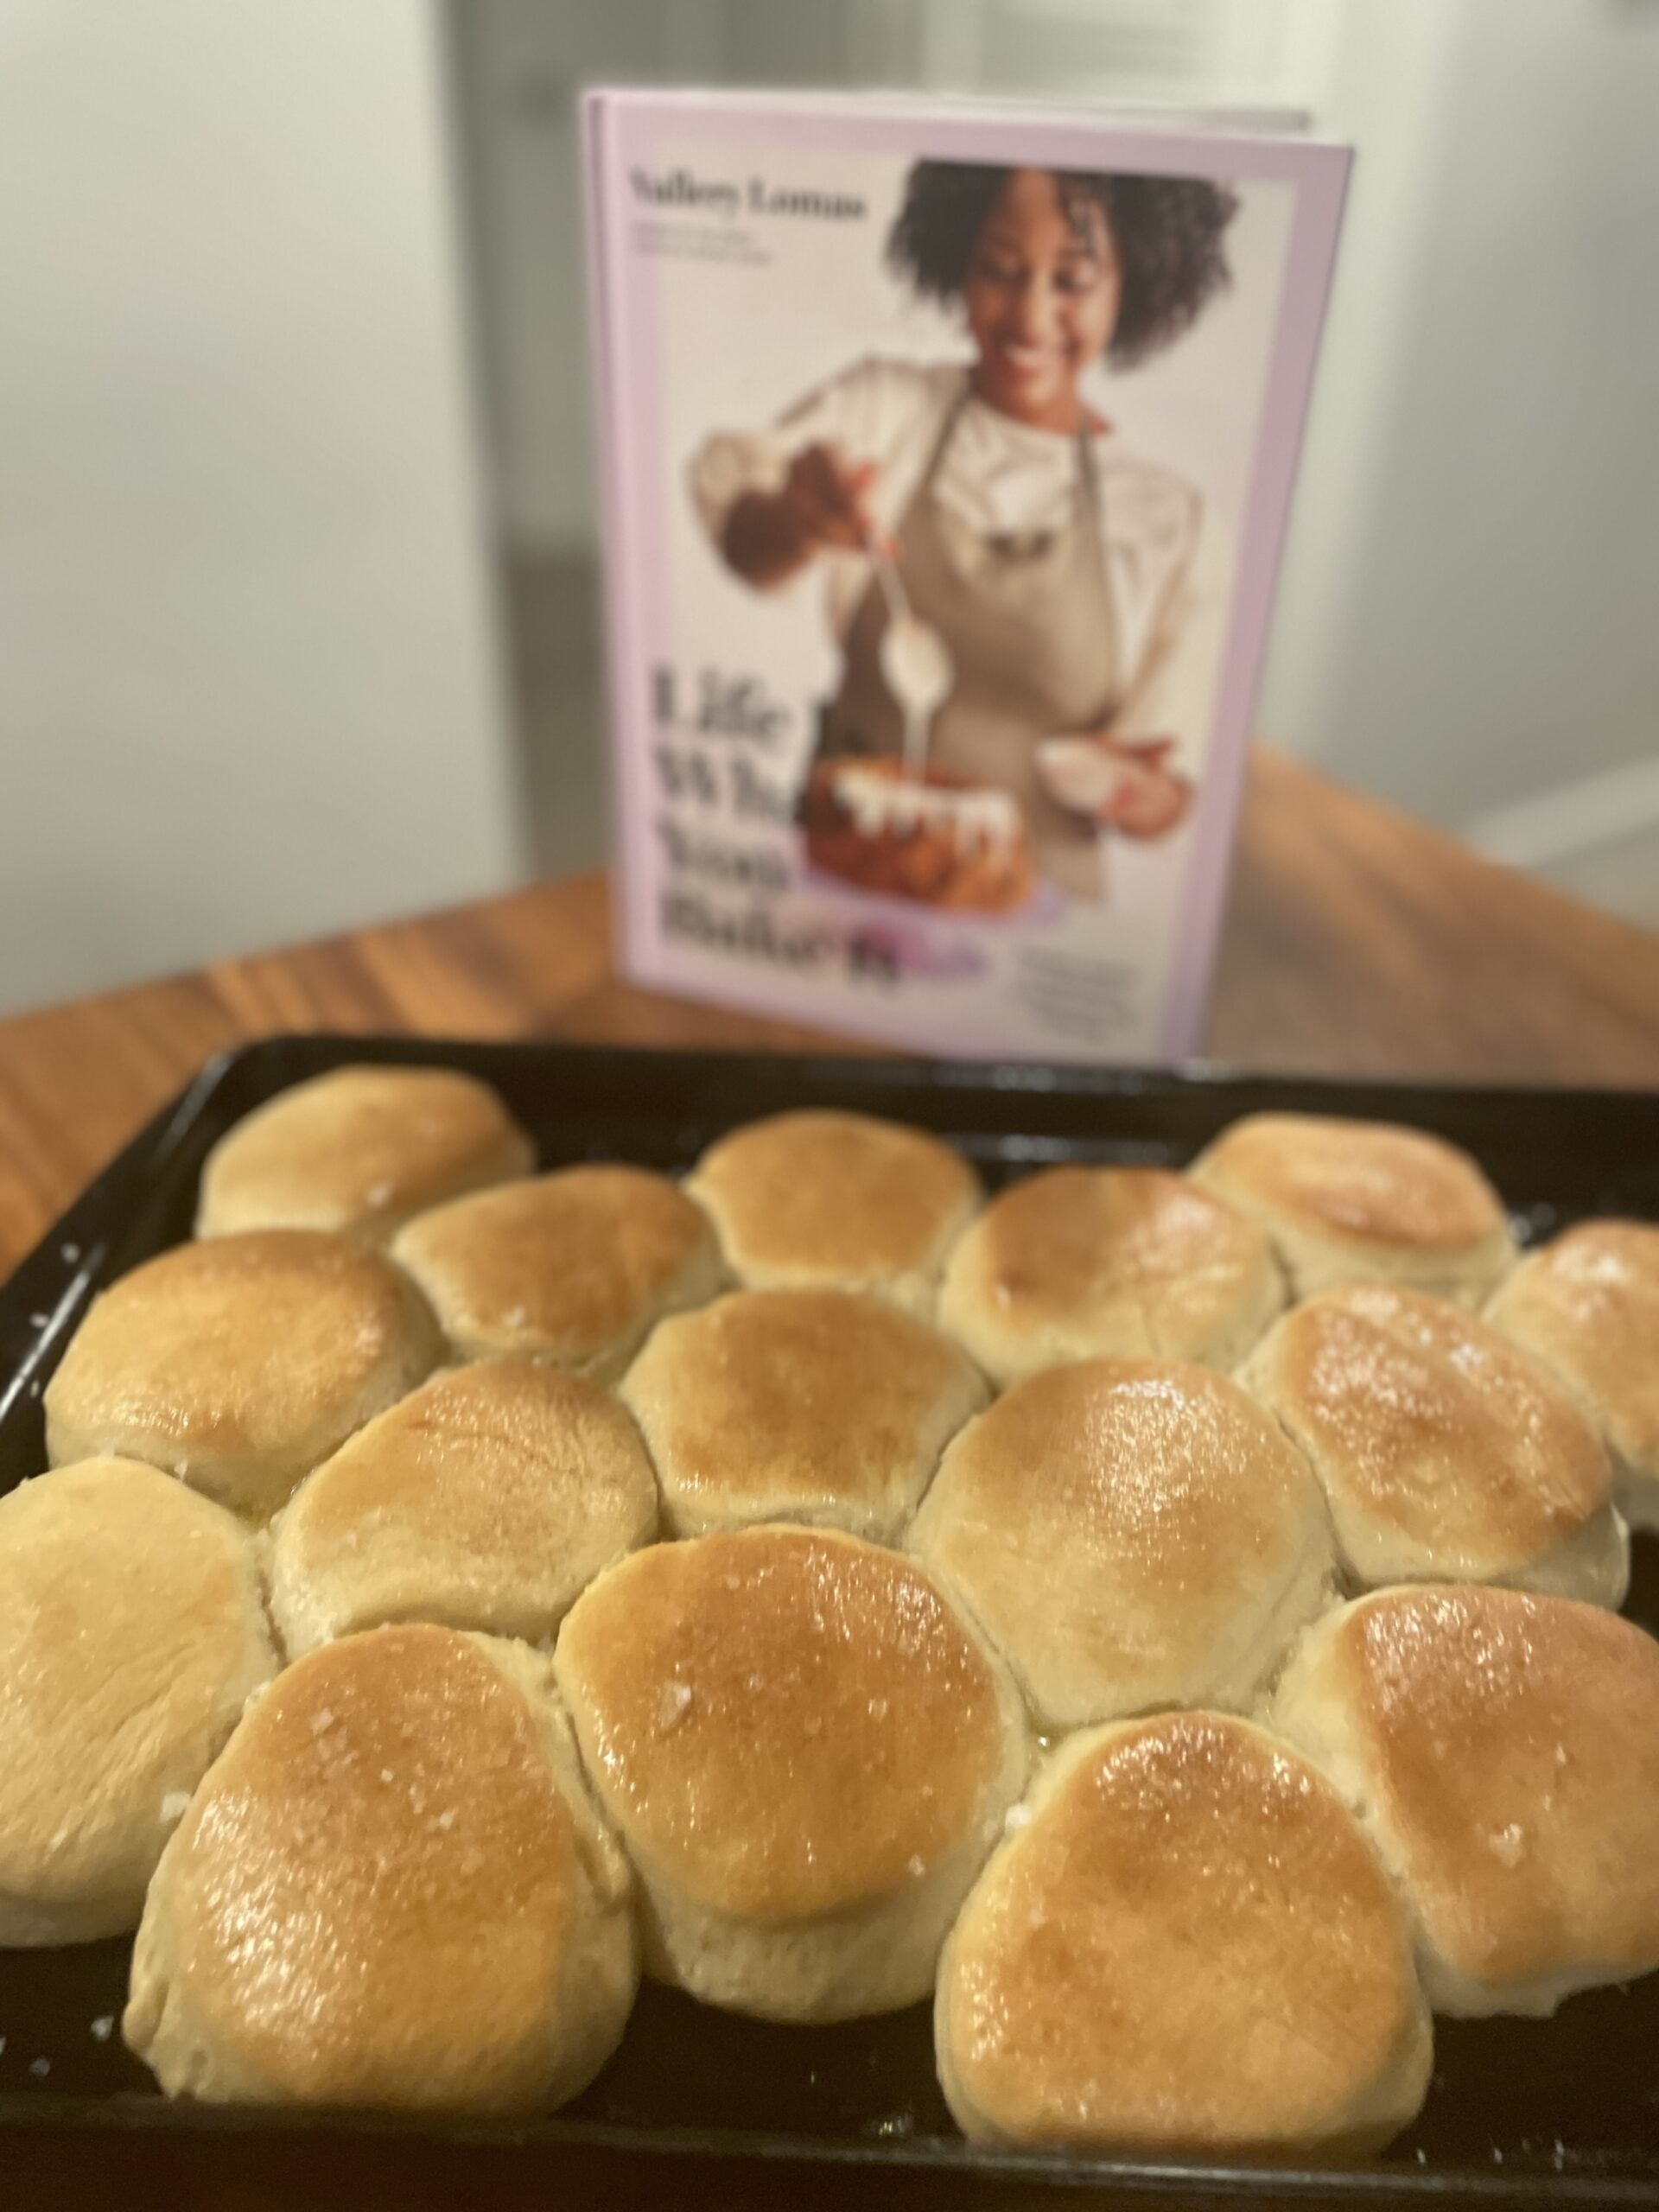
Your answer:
[2,1037,1656,2209]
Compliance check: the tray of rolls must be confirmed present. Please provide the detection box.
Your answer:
[2,1037,1657,2207]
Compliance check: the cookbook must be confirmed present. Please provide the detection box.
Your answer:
[584,87,1350,1061]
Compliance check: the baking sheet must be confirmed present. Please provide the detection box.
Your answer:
[2,1037,1656,2205]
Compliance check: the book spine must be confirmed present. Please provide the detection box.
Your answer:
[580,92,645,985]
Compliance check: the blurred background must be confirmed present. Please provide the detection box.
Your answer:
[3,0,1656,1018]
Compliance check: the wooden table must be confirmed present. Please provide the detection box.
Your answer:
[3,747,1659,1280]
[5,747,1659,2211]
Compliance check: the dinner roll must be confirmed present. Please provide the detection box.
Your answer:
[0,1459,275,1944]
[1268,1586,1659,2018]
[910,1358,1334,1730]
[619,1288,987,1542]
[684,1110,980,1314]
[270,1358,658,1655]
[1487,1221,1659,1532]
[1239,1285,1627,1604]
[196,1065,534,1243]
[45,1231,440,1518]
[1189,1113,1515,1303]
[392,1166,722,1380]
[938,1165,1283,1385]
[554,1526,1027,2022]
[936,1711,1432,2158]
[124,1624,637,2111]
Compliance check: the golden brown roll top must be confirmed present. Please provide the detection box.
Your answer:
[391,1166,724,1380]
[270,1357,659,1654]
[1239,1284,1627,1603]
[1486,1219,1659,1530]
[1268,1586,1659,2017]
[44,1230,440,1517]
[124,1624,637,2111]
[684,1109,981,1314]
[195,1065,533,1243]
[938,1164,1283,1384]
[936,1711,1432,2156]
[554,1525,1027,2021]
[1189,1112,1516,1303]
[619,1287,987,1542]
[0,1459,275,1943]
[910,1357,1335,1730]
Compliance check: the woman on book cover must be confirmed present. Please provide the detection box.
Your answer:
[690,162,1237,906]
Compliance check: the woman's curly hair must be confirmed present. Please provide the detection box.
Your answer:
[887,163,1238,367]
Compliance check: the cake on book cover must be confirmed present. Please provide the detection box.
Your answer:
[584,88,1350,1062]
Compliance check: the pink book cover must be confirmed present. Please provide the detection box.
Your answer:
[583,88,1350,1063]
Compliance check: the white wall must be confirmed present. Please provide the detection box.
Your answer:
[0,0,522,1015]
[1263,0,1659,855]
[453,0,728,547]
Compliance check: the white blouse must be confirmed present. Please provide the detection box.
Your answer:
[690,356,1232,760]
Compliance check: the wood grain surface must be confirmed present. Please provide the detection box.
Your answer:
[3,747,1659,1282]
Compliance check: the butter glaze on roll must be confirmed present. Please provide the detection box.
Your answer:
[684,1110,981,1316]
[620,1287,987,1541]
[938,1164,1283,1385]
[45,1231,440,1518]
[911,1357,1335,1730]
[196,1065,533,1243]
[392,1166,724,1381]
[0,1459,275,1944]
[1268,1586,1659,2017]
[270,1357,659,1653]
[1487,1220,1659,1531]
[554,1525,1027,2022]
[937,1711,1432,2157]
[1239,1284,1627,1605]
[124,1624,637,2110]
[1189,1113,1516,1304]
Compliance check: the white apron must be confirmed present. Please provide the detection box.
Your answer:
[819,395,1119,900]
